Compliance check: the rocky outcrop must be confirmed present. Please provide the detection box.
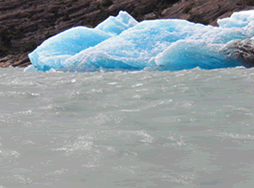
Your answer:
[0,53,30,67]
[0,0,253,67]
[223,39,254,68]
[161,0,253,26]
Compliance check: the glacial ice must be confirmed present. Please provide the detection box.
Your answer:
[218,10,254,28]
[28,11,137,71]
[28,10,254,72]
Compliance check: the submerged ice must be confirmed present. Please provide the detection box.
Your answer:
[28,10,254,72]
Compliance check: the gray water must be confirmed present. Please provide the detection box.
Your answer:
[0,67,254,188]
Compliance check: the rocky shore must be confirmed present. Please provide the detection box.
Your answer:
[0,0,254,67]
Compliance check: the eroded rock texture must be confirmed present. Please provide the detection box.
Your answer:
[223,39,254,68]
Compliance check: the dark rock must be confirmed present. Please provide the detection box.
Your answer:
[161,0,252,26]
[223,39,254,68]
[0,53,30,68]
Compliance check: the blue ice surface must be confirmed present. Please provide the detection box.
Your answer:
[28,11,138,71]
[27,10,254,72]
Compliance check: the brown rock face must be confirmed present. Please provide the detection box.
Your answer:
[0,0,253,67]
[161,0,253,26]
[0,53,30,67]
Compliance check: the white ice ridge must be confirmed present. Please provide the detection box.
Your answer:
[28,10,254,72]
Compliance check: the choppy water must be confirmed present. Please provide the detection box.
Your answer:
[1,67,254,187]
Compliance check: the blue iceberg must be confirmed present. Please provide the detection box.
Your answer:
[28,10,254,72]
[28,11,138,71]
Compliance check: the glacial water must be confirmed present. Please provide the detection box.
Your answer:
[1,67,254,187]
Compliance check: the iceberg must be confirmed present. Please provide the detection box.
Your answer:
[28,11,138,71]
[28,10,254,72]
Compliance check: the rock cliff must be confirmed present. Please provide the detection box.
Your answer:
[0,0,253,67]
